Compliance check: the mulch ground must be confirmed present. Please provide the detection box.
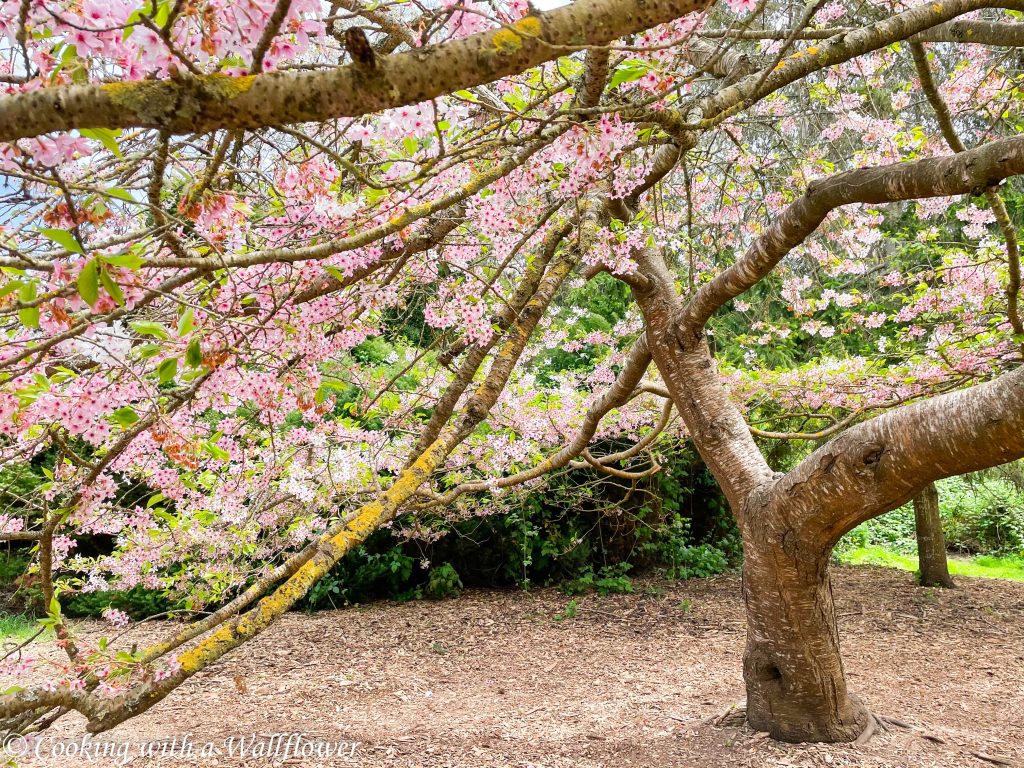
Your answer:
[10,564,1024,767]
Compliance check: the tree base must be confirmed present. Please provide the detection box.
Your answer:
[745,685,872,743]
[711,699,879,744]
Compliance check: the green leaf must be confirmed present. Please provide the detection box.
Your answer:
[203,441,230,461]
[104,186,135,202]
[80,127,123,158]
[18,281,35,302]
[323,265,348,283]
[185,338,203,368]
[609,61,650,89]
[40,227,84,254]
[0,280,20,299]
[99,266,125,306]
[177,307,195,337]
[77,259,99,305]
[157,357,178,384]
[19,306,40,328]
[110,406,139,428]
[134,343,163,359]
[101,251,144,270]
[130,320,170,340]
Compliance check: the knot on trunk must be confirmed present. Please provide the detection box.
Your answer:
[859,442,885,467]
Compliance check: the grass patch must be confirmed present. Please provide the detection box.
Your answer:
[0,611,41,641]
[837,545,1024,582]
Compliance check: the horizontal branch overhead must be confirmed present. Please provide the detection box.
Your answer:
[0,0,708,143]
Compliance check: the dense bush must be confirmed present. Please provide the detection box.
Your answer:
[7,458,1023,620]
[298,443,739,610]
[0,443,738,619]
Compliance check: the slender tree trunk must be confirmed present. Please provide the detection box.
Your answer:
[913,481,954,588]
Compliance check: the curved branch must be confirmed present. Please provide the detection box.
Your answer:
[699,19,1024,47]
[421,336,652,507]
[692,0,1024,127]
[773,364,1024,550]
[681,133,1024,332]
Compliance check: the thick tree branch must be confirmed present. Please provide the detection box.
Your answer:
[699,18,1024,47]
[772,364,1024,550]
[632,249,775,507]
[692,0,1024,127]
[0,0,709,142]
[681,134,1024,331]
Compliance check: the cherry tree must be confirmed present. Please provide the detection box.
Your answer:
[1,0,1024,745]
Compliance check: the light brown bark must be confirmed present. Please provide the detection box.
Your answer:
[0,0,709,142]
[742,538,868,742]
[629,129,1024,737]
[632,249,868,741]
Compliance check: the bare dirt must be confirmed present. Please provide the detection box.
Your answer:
[11,565,1024,767]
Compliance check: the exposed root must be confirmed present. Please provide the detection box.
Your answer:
[854,711,884,746]
[709,702,747,728]
[971,751,1015,767]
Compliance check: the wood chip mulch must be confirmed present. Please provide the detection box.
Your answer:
[10,565,1024,767]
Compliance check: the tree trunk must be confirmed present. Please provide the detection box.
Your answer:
[742,529,870,742]
[913,482,954,588]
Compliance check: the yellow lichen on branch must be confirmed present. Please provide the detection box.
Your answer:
[171,438,448,676]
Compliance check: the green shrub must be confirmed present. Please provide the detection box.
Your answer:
[561,563,635,596]
[940,475,1024,554]
[554,598,579,621]
[662,543,730,580]
[425,563,463,599]
[2,442,738,618]
[63,586,179,620]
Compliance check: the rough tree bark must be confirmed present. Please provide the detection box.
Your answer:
[913,482,954,588]
[632,250,870,742]
[629,134,1024,742]
[741,537,868,741]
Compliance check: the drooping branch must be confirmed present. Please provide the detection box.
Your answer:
[139,128,565,270]
[291,207,465,305]
[571,389,671,469]
[0,0,709,142]
[420,336,653,508]
[1,192,587,736]
[910,41,1024,355]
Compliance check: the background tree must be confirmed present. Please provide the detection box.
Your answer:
[912,481,954,588]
